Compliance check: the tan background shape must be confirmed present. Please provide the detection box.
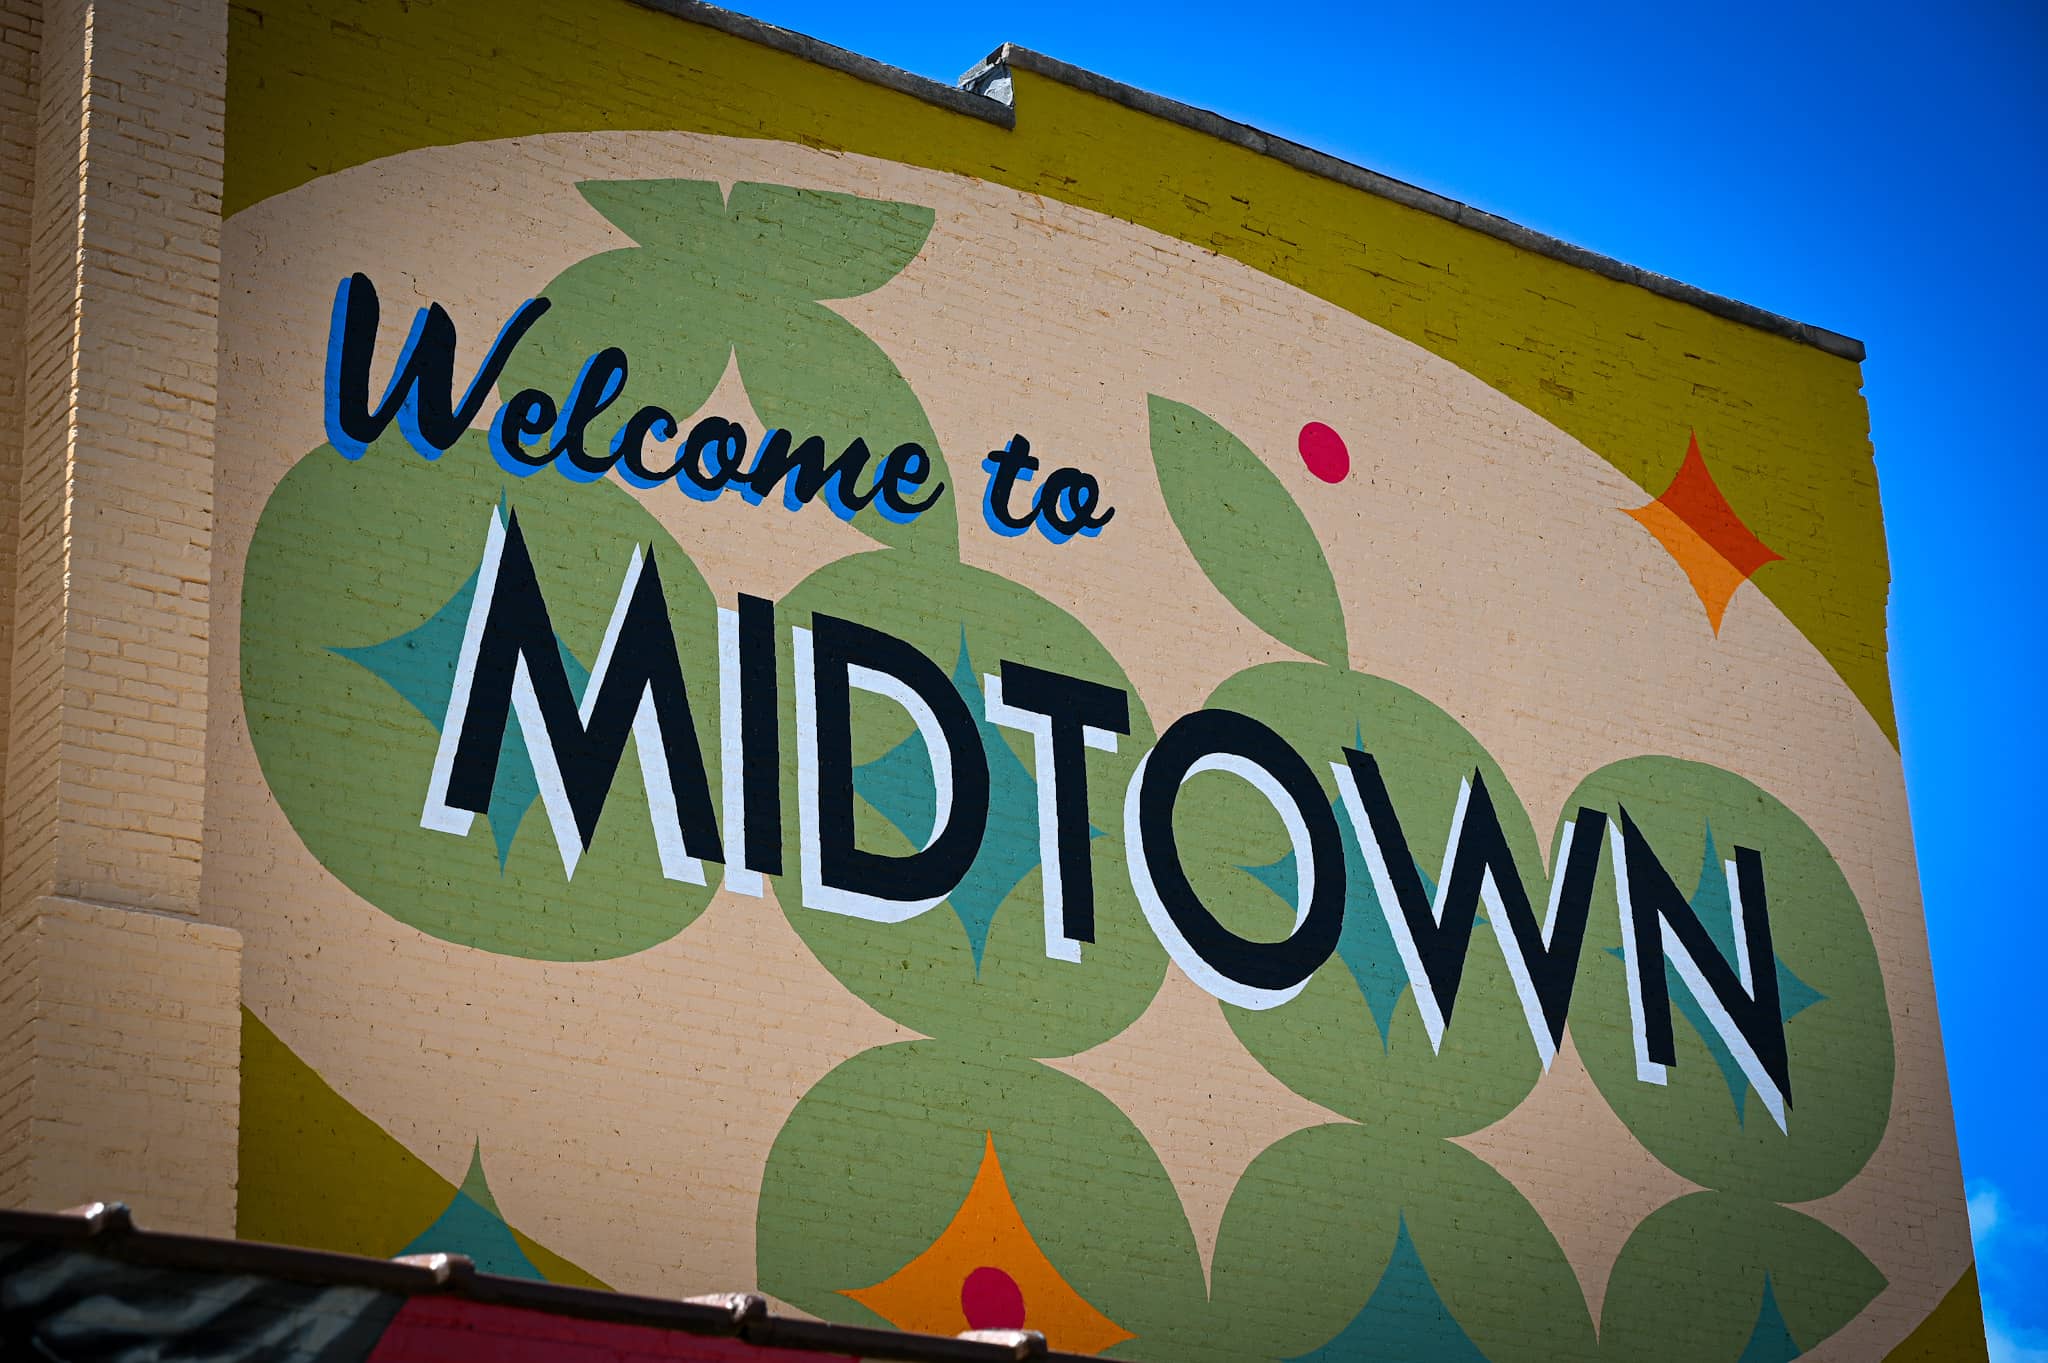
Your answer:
[209,133,1962,1352]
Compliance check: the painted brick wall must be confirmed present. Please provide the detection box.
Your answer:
[7,0,223,921]
[1,0,239,1234]
[0,1,1987,1359]
[0,0,40,1216]
[19,898,241,1232]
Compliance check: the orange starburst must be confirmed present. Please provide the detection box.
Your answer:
[842,1133,1133,1354]
[1626,431,1782,633]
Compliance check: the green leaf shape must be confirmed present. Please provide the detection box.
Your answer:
[1185,1123,1399,1363]
[242,431,721,958]
[773,550,1166,1057]
[1144,1125,1593,1363]
[1563,757,1893,1202]
[1192,662,1547,1136]
[575,180,934,302]
[757,1041,1206,1346]
[1148,396,1347,666]
[1397,1139,1597,1363]
[1599,1194,1885,1361]
[721,181,937,300]
[499,178,956,558]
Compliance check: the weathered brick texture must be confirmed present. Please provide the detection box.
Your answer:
[0,0,44,1216]
[2,0,237,1231]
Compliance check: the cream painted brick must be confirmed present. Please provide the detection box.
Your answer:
[3,0,235,1224]
[11,896,240,1234]
[4,0,225,919]
[0,0,45,1216]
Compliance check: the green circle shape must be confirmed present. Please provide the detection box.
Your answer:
[1194,662,1549,1136]
[771,551,1166,1057]
[756,1041,1204,1346]
[1191,1124,1595,1363]
[1599,1192,1885,1360]
[243,433,721,959]
[1565,757,1894,1201]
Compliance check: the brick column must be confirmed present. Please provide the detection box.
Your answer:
[0,0,238,1235]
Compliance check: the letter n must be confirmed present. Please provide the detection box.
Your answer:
[1611,808,1792,1131]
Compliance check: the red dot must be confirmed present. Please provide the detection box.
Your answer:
[1298,422,1350,483]
[961,1265,1026,1330]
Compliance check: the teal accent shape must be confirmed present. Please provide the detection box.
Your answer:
[1241,802,1426,1051]
[1240,732,1453,1051]
[1289,1215,1490,1363]
[1737,1276,1804,1363]
[1605,822,1824,1124]
[854,632,1079,970]
[333,562,591,869]
[400,1145,544,1280]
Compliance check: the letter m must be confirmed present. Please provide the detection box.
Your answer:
[420,509,722,882]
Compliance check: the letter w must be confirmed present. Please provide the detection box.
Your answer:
[1333,750,1607,1069]
[323,272,548,460]
[420,509,723,882]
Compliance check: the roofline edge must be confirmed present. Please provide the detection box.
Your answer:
[636,1,1867,363]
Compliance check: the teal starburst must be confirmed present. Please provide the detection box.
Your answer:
[1241,724,1449,1049]
[1605,821,1824,1124]
[1288,1215,1491,1363]
[855,631,1085,971]
[333,554,590,869]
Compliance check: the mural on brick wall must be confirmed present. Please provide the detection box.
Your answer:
[208,44,1970,1356]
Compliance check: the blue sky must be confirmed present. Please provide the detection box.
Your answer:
[727,0,2045,1352]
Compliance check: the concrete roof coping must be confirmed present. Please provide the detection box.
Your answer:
[634,0,1867,363]
[633,0,1016,126]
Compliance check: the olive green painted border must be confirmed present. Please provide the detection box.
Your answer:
[1882,1266,1991,1362]
[223,0,1895,741]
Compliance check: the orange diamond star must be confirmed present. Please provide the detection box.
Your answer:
[1626,431,1782,633]
[841,1133,1134,1354]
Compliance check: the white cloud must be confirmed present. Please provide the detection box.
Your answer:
[1972,1181,2048,1363]
[1985,1313,2048,1363]
[1969,1181,2003,1247]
